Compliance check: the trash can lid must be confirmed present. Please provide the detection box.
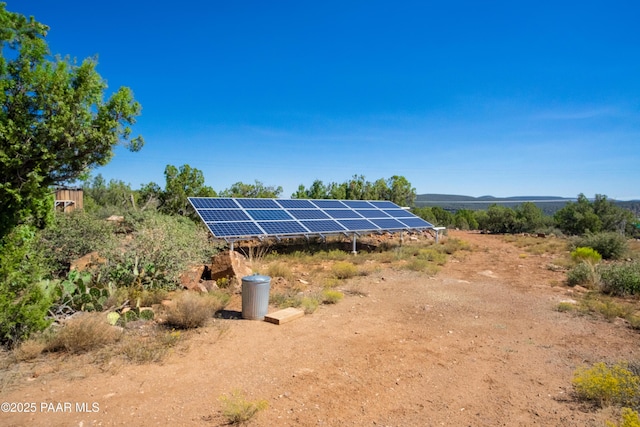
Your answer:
[242,274,271,283]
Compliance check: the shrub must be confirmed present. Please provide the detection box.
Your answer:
[38,211,116,277]
[571,247,602,265]
[45,314,121,354]
[321,289,344,304]
[267,263,294,282]
[300,296,320,314]
[219,389,268,425]
[163,291,228,329]
[571,232,628,260]
[572,362,640,407]
[606,408,640,427]
[119,330,181,364]
[331,261,358,279]
[416,248,447,265]
[599,261,640,296]
[567,261,599,288]
[100,211,220,290]
[0,226,53,348]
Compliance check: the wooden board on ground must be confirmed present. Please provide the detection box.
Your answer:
[265,307,304,325]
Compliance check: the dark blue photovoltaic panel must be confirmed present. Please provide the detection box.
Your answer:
[207,222,263,237]
[247,209,292,221]
[189,197,434,240]
[190,198,238,209]
[383,209,414,218]
[312,200,346,208]
[356,209,390,218]
[398,217,434,228]
[288,209,329,220]
[257,221,307,235]
[236,199,280,209]
[343,200,374,209]
[277,199,315,209]
[325,209,363,219]
[199,210,250,222]
[301,220,346,233]
[337,219,377,231]
[370,218,407,229]
[370,201,399,208]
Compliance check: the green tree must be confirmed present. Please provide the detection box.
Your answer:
[160,164,216,215]
[484,204,518,233]
[220,180,282,198]
[0,4,143,239]
[387,175,416,206]
[554,194,602,235]
[453,209,478,230]
[514,202,546,233]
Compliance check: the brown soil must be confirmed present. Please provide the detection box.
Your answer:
[2,231,639,426]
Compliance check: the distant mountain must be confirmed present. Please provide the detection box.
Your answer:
[414,194,640,216]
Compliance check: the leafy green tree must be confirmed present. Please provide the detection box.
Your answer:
[346,174,366,200]
[307,179,329,199]
[514,202,546,233]
[593,194,635,234]
[453,209,478,230]
[328,182,347,199]
[387,175,416,206]
[413,207,438,225]
[83,174,136,213]
[484,204,518,233]
[220,180,282,198]
[0,4,143,239]
[160,164,216,215]
[554,194,602,235]
[430,206,454,227]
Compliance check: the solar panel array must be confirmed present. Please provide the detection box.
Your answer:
[189,198,434,240]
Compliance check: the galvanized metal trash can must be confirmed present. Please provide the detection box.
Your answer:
[241,274,271,320]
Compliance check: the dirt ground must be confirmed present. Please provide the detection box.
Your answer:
[2,230,639,426]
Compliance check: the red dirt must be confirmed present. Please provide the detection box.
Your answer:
[2,230,638,426]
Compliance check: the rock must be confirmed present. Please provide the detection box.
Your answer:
[106,215,124,222]
[70,251,106,272]
[210,250,253,286]
[179,264,206,291]
[200,280,220,292]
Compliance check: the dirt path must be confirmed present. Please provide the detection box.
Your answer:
[2,231,638,426]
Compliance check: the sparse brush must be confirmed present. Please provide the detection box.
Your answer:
[567,261,600,288]
[13,338,46,361]
[439,238,471,254]
[416,248,447,265]
[163,291,228,329]
[321,289,344,304]
[572,247,602,265]
[300,296,320,313]
[219,389,268,425]
[267,262,294,282]
[45,314,121,354]
[555,302,575,312]
[405,258,440,275]
[573,362,640,407]
[331,261,358,279]
[119,330,181,364]
[605,408,640,427]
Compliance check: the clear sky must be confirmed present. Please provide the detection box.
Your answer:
[10,1,640,199]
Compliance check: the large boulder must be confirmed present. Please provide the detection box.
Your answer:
[179,264,207,291]
[210,250,253,287]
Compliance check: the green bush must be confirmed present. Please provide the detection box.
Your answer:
[321,289,344,304]
[331,261,358,279]
[571,232,628,260]
[572,362,640,407]
[38,211,117,277]
[606,408,640,427]
[571,247,602,264]
[599,261,640,296]
[567,261,599,288]
[219,389,268,425]
[0,226,53,347]
[100,211,220,290]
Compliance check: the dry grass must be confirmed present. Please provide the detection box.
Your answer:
[163,291,229,329]
[119,330,182,364]
[45,314,122,354]
[219,389,268,425]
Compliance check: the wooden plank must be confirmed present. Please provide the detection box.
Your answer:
[264,307,304,325]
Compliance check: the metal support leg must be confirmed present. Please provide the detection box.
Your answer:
[352,234,357,255]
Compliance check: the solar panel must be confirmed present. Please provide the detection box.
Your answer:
[301,220,346,233]
[324,209,363,219]
[258,221,307,235]
[288,209,330,220]
[277,199,315,209]
[191,198,238,209]
[236,198,280,209]
[343,200,374,209]
[247,209,293,221]
[312,200,346,208]
[189,197,434,241]
[337,219,377,231]
[198,210,250,222]
[355,209,390,218]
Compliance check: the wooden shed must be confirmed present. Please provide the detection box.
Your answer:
[54,187,84,212]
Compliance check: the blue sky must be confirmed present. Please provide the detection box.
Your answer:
[10,1,640,199]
